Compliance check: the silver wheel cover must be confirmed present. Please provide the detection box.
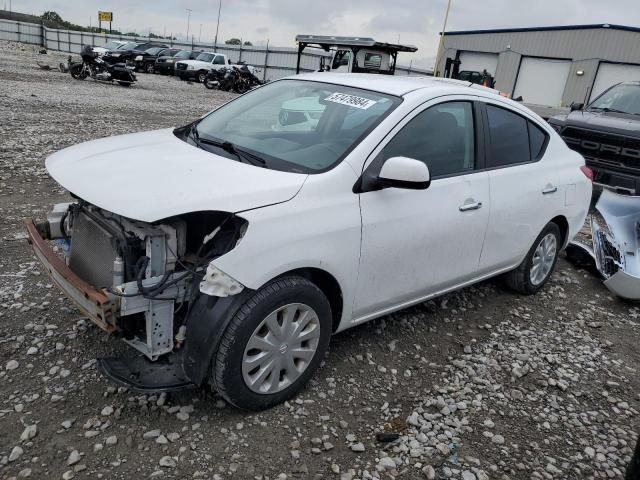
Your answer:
[530,233,557,286]
[242,303,321,394]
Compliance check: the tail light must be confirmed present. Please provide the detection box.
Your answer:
[580,165,594,181]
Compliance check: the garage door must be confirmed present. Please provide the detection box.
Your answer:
[513,57,571,107]
[458,51,499,76]
[590,63,640,101]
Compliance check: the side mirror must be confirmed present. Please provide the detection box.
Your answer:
[570,102,584,112]
[355,156,431,193]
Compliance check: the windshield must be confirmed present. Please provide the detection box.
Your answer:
[144,47,164,55]
[174,50,190,58]
[186,79,400,173]
[119,43,140,51]
[589,84,640,115]
[104,41,123,50]
[195,53,215,62]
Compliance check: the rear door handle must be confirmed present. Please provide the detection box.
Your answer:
[459,201,483,212]
[542,185,558,195]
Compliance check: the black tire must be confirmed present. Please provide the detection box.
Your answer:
[145,63,154,74]
[70,64,85,80]
[234,81,250,94]
[504,222,562,295]
[212,276,332,411]
[203,77,217,89]
[196,70,207,83]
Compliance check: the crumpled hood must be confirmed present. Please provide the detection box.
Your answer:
[46,128,307,222]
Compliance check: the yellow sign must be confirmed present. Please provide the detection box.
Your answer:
[98,11,113,22]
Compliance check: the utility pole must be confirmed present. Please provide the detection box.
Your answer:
[186,8,192,42]
[214,0,222,49]
[433,0,452,77]
[199,24,202,43]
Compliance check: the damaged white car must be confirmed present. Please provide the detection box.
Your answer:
[26,74,592,410]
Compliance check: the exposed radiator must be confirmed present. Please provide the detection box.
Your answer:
[69,211,118,288]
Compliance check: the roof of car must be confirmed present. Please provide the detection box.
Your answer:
[291,73,477,96]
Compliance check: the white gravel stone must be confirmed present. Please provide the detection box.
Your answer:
[143,429,161,439]
[6,360,19,371]
[159,456,177,467]
[378,457,396,469]
[350,442,365,452]
[20,424,37,441]
[67,450,81,465]
[100,405,114,416]
[9,446,23,462]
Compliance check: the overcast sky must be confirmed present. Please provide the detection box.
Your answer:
[10,0,640,68]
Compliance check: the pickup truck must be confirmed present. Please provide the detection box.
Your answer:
[548,81,640,195]
[175,52,257,83]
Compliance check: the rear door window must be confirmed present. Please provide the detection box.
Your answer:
[528,122,548,160]
[485,105,531,167]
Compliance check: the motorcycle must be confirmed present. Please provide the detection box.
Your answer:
[203,67,230,90]
[69,45,137,87]
[203,65,264,94]
[235,64,264,93]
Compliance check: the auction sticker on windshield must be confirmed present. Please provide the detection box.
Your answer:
[325,92,376,110]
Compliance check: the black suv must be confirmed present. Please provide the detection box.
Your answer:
[549,82,640,194]
[135,47,181,73]
[103,42,168,65]
[155,49,203,75]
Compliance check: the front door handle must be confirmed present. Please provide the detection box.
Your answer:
[459,201,483,212]
[542,185,558,195]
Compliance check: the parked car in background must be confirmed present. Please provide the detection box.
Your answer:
[92,40,129,56]
[155,49,202,75]
[27,74,591,411]
[103,42,168,65]
[175,52,257,83]
[456,70,495,88]
[135,47,182,73]
[548,81,640,195]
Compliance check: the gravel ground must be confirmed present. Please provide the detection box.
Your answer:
[1,40,639,480]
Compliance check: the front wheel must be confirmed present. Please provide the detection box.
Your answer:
[70,64,86,80]
[145,63,154,74]
[504,222,562,295]
[212,276,332,410]
[196,70,207,83]
[234,80,250,94]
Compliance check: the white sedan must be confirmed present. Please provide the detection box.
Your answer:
[27,73,592,410]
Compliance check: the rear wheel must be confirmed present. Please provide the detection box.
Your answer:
[212,276,332,410]
[204,77,217,89]
[504,222,562,294]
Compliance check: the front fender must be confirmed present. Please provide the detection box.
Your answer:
[182,289,255,386]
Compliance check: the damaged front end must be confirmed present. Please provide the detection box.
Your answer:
[567,189,640,300]
[25,202,247,391]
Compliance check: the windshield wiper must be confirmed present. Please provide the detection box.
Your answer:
[588,106,631,114]
[188,123,266,166]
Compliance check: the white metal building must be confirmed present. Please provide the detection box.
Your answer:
[438,24,640,107]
